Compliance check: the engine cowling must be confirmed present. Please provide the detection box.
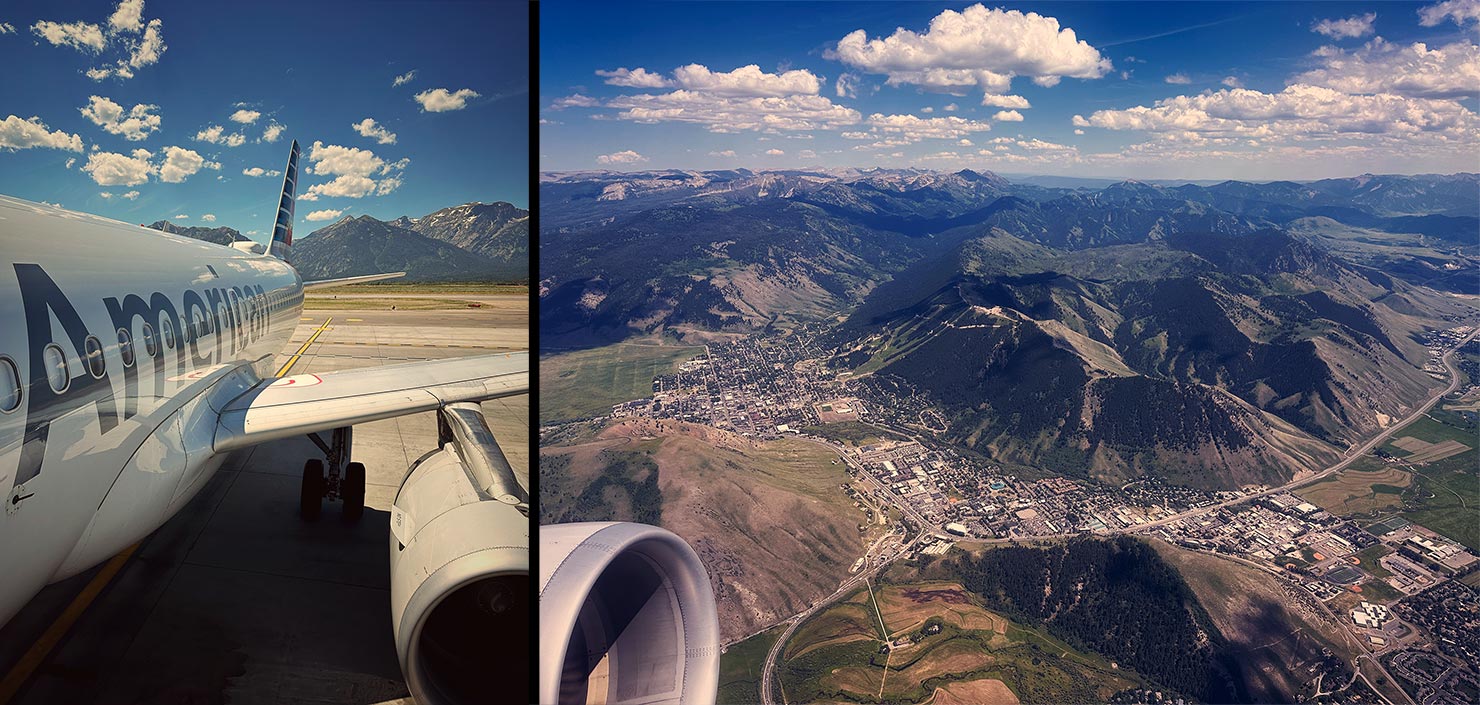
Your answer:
[388,404,529,705]
[539,522,720,705]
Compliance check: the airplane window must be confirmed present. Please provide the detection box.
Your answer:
[84,335,106,378]
[161,318,176,349]
[142,323,158,357]
[117,329,135,367]
[42,344,69,393]
[0,356,19,413]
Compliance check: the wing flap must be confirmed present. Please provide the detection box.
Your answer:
[214,352,527,451]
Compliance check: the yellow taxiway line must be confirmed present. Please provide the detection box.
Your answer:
[276,317,333,377]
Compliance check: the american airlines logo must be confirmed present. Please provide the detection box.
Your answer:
[13,263,284,489]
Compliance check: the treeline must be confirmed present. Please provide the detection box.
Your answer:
[546,449,663,526]
[952,537,1246,703]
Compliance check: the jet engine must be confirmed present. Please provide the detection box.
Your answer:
[539,522,720,705]
[388,403,529,705]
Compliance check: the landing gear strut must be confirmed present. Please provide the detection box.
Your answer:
[300,426,365,522]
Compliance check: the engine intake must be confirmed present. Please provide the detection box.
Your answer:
[539,522,720,705]
[388,404,529,705]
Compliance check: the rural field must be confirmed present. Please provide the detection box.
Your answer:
[305,282,527,310]
[778,578,1139,705]
[1298,463,1412,517]
[539,342,703,423]
[718,625,785,705]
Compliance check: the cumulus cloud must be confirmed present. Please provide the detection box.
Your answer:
[830,4,1110,98]
[1074,128,1085,135]
[958,138,974,146]
[1418,0,1480,29]
[261,122,285,143]
[173,214,187,219]
[242,167,281,177]
[194,124,246,147]
[765,148,784,155]
[84,16,166,80]
[0,23,14,34]
[596,149,647,164]
[229,108,260,124]
[1222,76,1243,88]
[1313,13,1376,39]
[993,109,1024,121]
[549,94,601,109]
[597,67,672,88]
[66,158,77,168]
[981,94,1031,109]
[351,118,397,145]
[858,113,995,147]
[298,141,404,200]
[31,20,105,52]
[944,103,959,112]
[1294,38,1480,99]
[158,146,215,182]
[671,64,820,96]
[414,88,480,112]
[1073,83,1477,141]
[200,213,216,222]
[82,148,153,185]
[0,115,84,151]
[80,95,160,140]
[1165,73,1192,84]
[922,106,935,113]
[836,72,859,98]
[304,209,343,221]
[709,149,737,157]
[108,0,144,33]
[605,91,860,132]
[392,69,416,87]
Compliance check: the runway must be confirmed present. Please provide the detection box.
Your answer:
[0,305,528,705]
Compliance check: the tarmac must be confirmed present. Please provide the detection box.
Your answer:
[0,297,529,705]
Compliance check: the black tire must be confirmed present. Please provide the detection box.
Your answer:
[300,459,325,521]
[342,461,366,522]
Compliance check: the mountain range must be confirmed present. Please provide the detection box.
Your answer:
[541,168,1478,490]
[147,201,529,283]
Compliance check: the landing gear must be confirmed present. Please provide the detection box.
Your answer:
[300,426,365,522]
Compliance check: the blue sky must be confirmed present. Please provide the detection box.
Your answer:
[0,0,527,242]
[540,1,1480,180]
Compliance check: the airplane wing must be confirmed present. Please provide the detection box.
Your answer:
[302,271,407,291]
[212,352,527,452]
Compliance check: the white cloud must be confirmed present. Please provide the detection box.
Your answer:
[201,214,216,223]
[597,67,672,88]
[860,113,995,145]
[1313,13,1376,39]
[1222,76,1243,88]
[836,72,859,98]
[550,94,601,109]
[173,214,187,219]
[79,95,160,140]
[242,167,281,177]
[82,148,152,185]
[31,20,105,52]
[830,4,1110,97]
[304,175,377,199]
[108,0,144,34]
[304,209,343,221]
[127,18,164,68]
[66,158,77,168]
[158,146,214,183]
[1074,128,1085,135]
[375,177,402,195]
[229,108,260,124]
[99,191,112,199]
[307,141,384,178]
[1295,38,1480,99]
[981,94,1031,109]
[671,64,820,97]
[351,118,397,145]
[414,87,480,112]
[596,149,648,164]
[121,190,139,199]
[0,23,14,34]
[798,149,817,158]
[765,148,785,156]
[392,69,416,87]
[1165,73,1192,85]
[993,109,1024,122]
[1074,83,1477,142]
[194,124,246,147]
[0,115,84,152]
[1418,0,1480,29]
[921,106,935,113]
[261,122,285,143]
[605,91,860,132]
[298,141,404,200]
[709,149,737,157]
[958,138,973,146]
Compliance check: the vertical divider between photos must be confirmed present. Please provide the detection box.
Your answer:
[526,1,542,699]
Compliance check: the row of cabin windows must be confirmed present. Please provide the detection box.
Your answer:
[0,289,297,413]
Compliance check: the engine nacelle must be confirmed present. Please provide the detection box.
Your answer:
[539,522,720,705]
[388,403,529,704]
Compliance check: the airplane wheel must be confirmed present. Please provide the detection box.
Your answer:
[343,462,366,522]
[301,459,325,521]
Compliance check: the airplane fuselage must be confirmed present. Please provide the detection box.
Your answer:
[0,196,303,624]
